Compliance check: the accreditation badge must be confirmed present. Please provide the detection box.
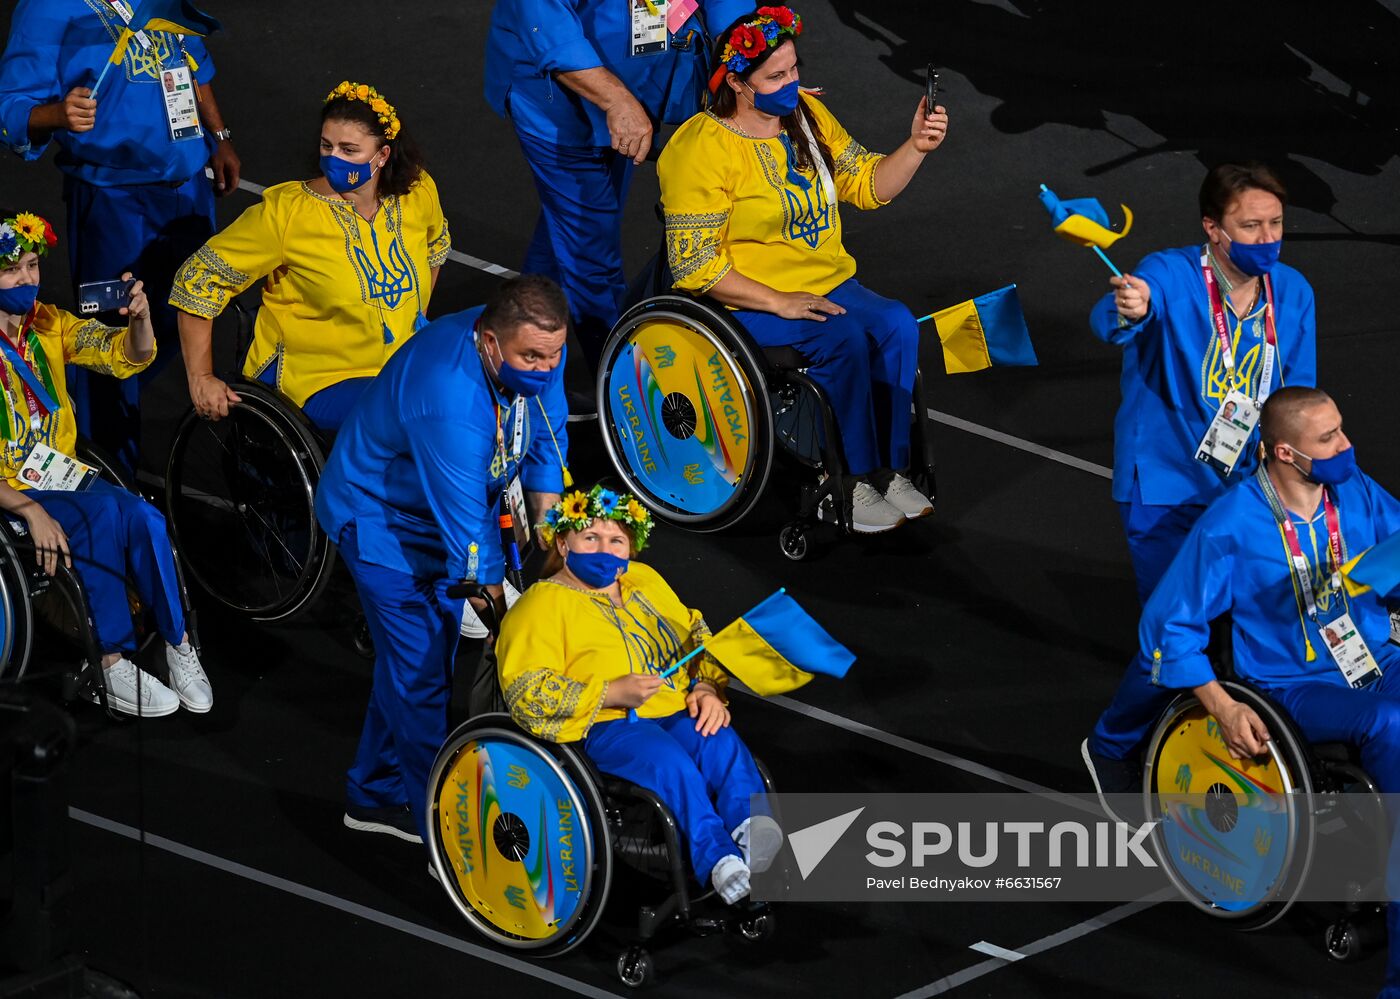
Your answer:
[18,442,97,492]
[1320,612,1382,689]
[504,474,530,551]
[160,63,204,143]
[630,0,669,56]
[1195,389,1260,477]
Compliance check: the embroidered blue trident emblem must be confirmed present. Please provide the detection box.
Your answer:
[352,227,416,310]
[784,182,831,249]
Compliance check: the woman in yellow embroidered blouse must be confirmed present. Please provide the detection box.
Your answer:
[171,81,450,431]
[497,485,772,905]
[0,212,211,718]
[657,7,948,534]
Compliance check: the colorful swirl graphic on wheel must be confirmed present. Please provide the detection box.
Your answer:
[434,737,589,940]
[606,317,755,516]
[1153,707,1293,911]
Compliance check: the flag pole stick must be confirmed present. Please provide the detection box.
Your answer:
[1092,245,1124,278]
[90,59,117,101]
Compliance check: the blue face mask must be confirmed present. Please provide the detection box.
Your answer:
[319,153,379,194]
[566,549,628,589]
[748,79,801,117]
[483,333,553,398]
[1294,446,1357,486]
[0,283,38,317]
[1220,228,1282,277]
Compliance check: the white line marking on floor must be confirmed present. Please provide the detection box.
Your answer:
[213,170,1116,483]
[926,409,1113,480]
[69,807,627,999]
[894,890,1174,997]
[968,941,1026,962]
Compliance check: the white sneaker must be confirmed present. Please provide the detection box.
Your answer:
[883,473,933,519]
[850,481,906,534]
[732,816,784,875]
[92,658,179,717]
[710,853,751,905]
[165,641,213,713]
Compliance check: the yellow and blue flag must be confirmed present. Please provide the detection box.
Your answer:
[106,1,222,68]
[701,588,855,696]
[923,284,1037,375]
[1038,185,1133,250]
[1341,533,1400,599]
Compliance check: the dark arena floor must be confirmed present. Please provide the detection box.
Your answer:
[3,1,1400,997]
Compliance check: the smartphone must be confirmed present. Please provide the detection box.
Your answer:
[925,64,941,116]
[77,278,134,315]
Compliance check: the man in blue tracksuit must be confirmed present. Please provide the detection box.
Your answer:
[1082,163,1317,793]
[484,0,753,373]
[315,275,570,847]
[0,0,240,473]
[1121,387,1400,998]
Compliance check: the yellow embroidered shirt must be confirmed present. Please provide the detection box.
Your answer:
[658,93,886,298]
[170,171,451,407]
[0,303,153,487]
[497,561,730,744]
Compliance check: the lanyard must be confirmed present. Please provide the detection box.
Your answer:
[1201,252,1278,404]
[0,315,57,437]
[1257,465,1345,624]
[103,1,153,51]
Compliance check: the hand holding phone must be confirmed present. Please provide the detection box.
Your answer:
[77,278,134,315]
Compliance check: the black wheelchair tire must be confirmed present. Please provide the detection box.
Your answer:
[0,517,37,682]
[164,381,334,622]
[1142,682,1316,930]
[426,714,614,957]
[597,296,776,532]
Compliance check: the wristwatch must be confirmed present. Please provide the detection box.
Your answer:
[213,127,233,142]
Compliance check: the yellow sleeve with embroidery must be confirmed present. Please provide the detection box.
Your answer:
[418,171,452,269]
[497,584,611,744]
[55,309,155,379]
[658,115,734,295]
[804,94,887,210]
[170,195,286,320]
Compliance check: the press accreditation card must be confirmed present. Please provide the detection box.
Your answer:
[630,0,669,56]
[1321,612,1382,688]
[19,443,96,492]
[1195,389,1260,477]
[160,64,203,143]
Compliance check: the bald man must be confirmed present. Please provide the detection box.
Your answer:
[1084,388,1400,801]
[1086,386,1400,995]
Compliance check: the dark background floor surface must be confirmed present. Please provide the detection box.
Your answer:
[2,0,1399,996]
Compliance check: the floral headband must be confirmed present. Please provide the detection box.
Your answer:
[708,6,803,94]
[538,485,654,552]
[0,213,57,267]
[325,80,402,140]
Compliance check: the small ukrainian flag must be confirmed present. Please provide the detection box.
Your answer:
[926,284,1038,375]
[1341,532,1400,599]
[700,589,855,696]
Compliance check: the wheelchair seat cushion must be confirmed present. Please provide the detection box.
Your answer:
[761,345,811,371]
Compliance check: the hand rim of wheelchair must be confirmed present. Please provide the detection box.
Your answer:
[164,380,335,622]
[0,515,37,682]
[596,295,776,532]
[1142,681,1316,929]
[426,714,613,956]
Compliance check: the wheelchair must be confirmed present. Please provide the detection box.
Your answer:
[1142,679,1387,959]
[426,651,781,988]
[163,300,335,623]
[596,253,937,561]
[0,438,200,715]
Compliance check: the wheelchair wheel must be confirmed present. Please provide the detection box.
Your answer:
[427,714,612,956]
[1142,683,1314,929]
[164,382,334,622]
[0,517,38,682]
[598,296,775,531]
